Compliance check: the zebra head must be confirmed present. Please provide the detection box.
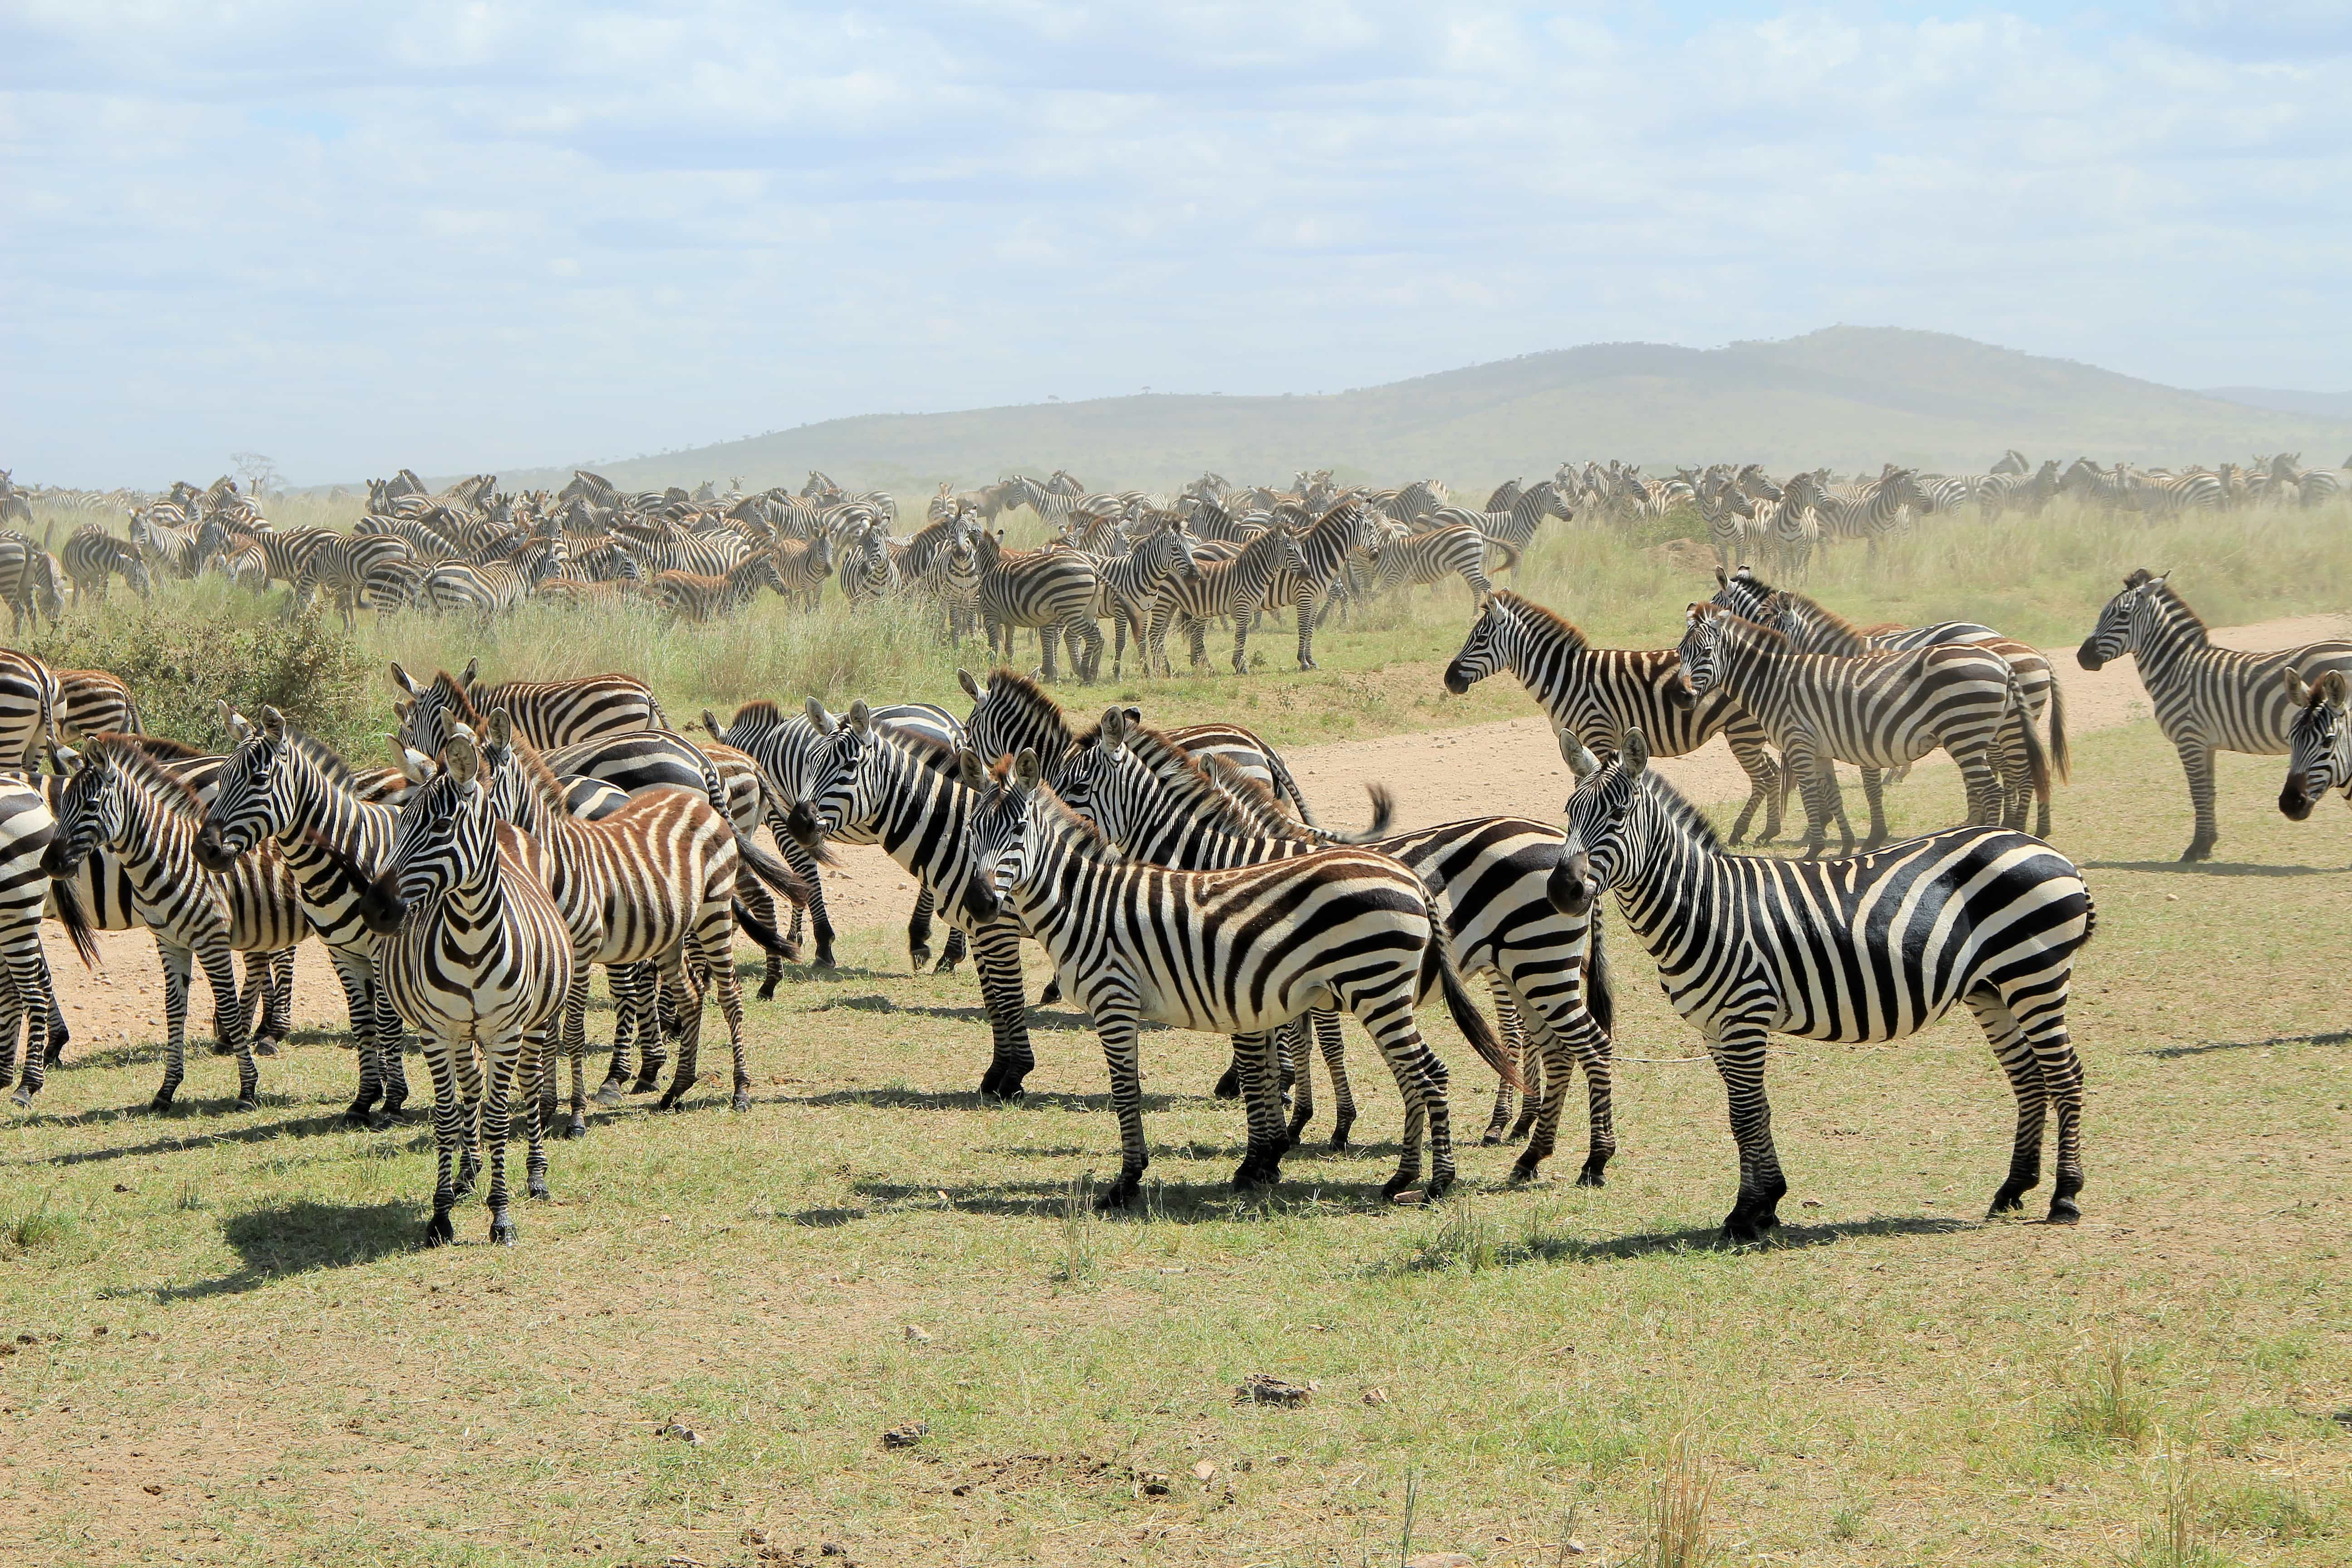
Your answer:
[788,697,872,846]
[1147,517,1200,582]
[1550,726,1653,916]
[1443,592,1523,695]
[958,745,1046,925]
[1671,604,1731,708]
[196,705,304,869]
[2280,669,2351,822]
[1051,706,1147,833]
[40,745,129,880]
[2077,569,2161,671]
[1708,564,1773,621]
[390,659,483,757]
[364,732,497,932]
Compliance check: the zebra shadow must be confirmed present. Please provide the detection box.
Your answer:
[34,1102,377,1166]
[831,1174,1416,1222]
[1567,1213,1976,1262]
[805,995,1107,1033]
[2142,1030,2352,1058]
[794,1085,1187,1114]
[132,1199,416,1303]
[2080,860,2340,878]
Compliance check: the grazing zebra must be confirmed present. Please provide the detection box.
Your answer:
[42,739,307,1110]
[194,709,412,1124]
[649,551,785,621]
[1677,603,2043,857]
[1147,523,1307,676]
[130,509,205,579]
[293,532,412,628]
[959,742,1507,1205]
[391,661,667,757]
[1366,519,1494,608]
[958,666,1321,827]
[1444,592,1787,844]
[2078,570,2352,860]
[617,530,749,580]
[59,524,153,604]
[1710,568,2065,837]
[0,782,79,1105]
[0,537,64,632]
[712,698,968,972]
[52,668,142,742]
[2279,669,2352,821]
[357,733,576,1246]
[979,545,1104,683]
[1055,706,1616,1182]
[1550,728,2094,1240]
[473,715,764,1131]
[415,553,559,617]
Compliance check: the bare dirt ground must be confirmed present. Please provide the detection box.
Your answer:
[50,612,2348,1051]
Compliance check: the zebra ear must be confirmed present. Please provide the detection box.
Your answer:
[2319,670,2348,706]
[395,740,434,783]
[846,699,872,735]
[260,705,286,741]
[1012,747,1042,793]
[804,697,836,736]
[957,668,983,701]
[489,710,512,747]
[1558,731,1601,779]
[957,747,988,790]
[701,708,723,739]
[2285,668,2312,707]
[459,657,480,689]
[446,734,480,784]
[389,662,422,697]
[1623,728,1652,774]
[1714,566,1728,588]
[1098,706,1130,750]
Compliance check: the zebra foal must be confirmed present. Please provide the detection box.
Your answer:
[1550,727,2094,1240]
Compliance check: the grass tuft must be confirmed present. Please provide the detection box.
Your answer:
[2056,1340,2160,1453]
[1054,1173,1098,1284]
[1644,1431,1722,1568]
[2,1198,78,1257]
[2128,1456,2237,1568]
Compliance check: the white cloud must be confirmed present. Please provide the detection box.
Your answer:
[2,2,2348,484]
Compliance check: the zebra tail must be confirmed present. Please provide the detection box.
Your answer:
[50,878,100,970]
[736,830,815,908]
[644,691,675,732]
[2045,674,2071,784]
[1261,748,1322,829]
[1417,905,1520,1091]
[1584,915,1614,1039]
[28,666,54,773]
[1321,784,1396,844]
[730,896,796,957]
[2011,671,2051,806]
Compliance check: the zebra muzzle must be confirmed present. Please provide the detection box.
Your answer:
[2074,641,2107,672]
[1547,849,1596,916]
[2279,778,2319,821]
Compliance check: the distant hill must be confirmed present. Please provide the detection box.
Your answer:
[441,328,2352,496]
[2200,386,2352,425]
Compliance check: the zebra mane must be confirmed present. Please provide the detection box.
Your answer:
[425,669,486,730]
[1491,590,1589,649]
[120,734,207,762]
[503,734,573,819]
[1196,751,1316,841]
[268,720,357,787]
[729,698,786,730]
[2126,570,2209,642]
[1115,727,1311,843]
[1633,763,1724,853]
[82,735,204,816]
[989,754,1114,860]
[976,668,1073,758]
[1766,588,1870,652]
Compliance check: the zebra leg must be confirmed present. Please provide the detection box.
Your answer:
[1186,617,1210,673]
[1707,1024,1786,1241]
[422,1036,462,1246]
[970,921,1035,1099]
[265,946,294,1053]
[524,1027,554,1201]
[694,916,753,1112]
[149,941,192,1105]
[1787,739,1837,858]
[935,925,967,975]
[1212,1047,1242,1100]
[327,948,382,1125]
[1070,614,1104,684]
[2010,979,2086,1224]
[196,941,259,1108]
[656,954,706,1111]
[1481,976,1527,1145]
[1508,995,1547,1144]
[1509,981,1615,1188]
[1314,1009,1356,1150]
[451,1042,485,1198]
[1088,994,1150,1208]
[1280,1018,1315,1143]
[1230,613,1250,675]
[778,831,836,968]
[372,971,409,1121]
[1358,1003,1453,1201]
[1295,595,1317,671]
[2176,738,2218,861]
[1230,1029,1289,1191]
[1968,988,2048,1216]
[1037,624,1061,683]
[1859,767,1889,851]
[5,933,52,1107]
[483,1044,520,1245]
[738,874,784,998]
[629,964,674,1094]
[1725,730,1780,845]
[1951,739,2004,830]
[907,887,936,972]
[598,961,645,1100]
[559,974,592,1137]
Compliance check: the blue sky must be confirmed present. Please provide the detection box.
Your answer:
[3,2,2347,485]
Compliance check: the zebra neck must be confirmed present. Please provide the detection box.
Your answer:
[2134,594,2210,674]
[1608,811,1729,962]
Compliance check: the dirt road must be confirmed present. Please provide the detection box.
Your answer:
[47,611,2347,1046]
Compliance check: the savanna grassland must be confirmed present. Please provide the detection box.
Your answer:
[0,494,2346,1567]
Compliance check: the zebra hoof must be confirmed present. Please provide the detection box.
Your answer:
[2045,1196,2082,1226]
[1479,1128,1505,1147]
[367,1112,397,1132]
[1211,1065,1241,1100]
[730,1092,751,1112]
[10,1088,31,1110]
[560,1120,586,1140]
[931,957,960,976]
[1284,1112,1312,1144]
[1425,1166,1456,1202]
[235,1095,260,1112]
[1574,1162,1607,1189]
[1379,1171,1419,1202]
[252,1041,280,1058]
[1328,1113,1354,1151]
[149,1089,176,1111]
[528,1181,552,1202]
[1095,1178,1142,1212]
[908,946,931,972]
[2179,842,2215,864]
[1986,1185,2030,1215]
[628,1077,662,1096]
[592,1082,627,1106]
[755,980,779,1002]
[1507,1158,1543,1186]
[423,1215,456,1247]
[812,951,837,970]
[489,1217,518,1247]
[342,1107,373,1128]
[453,1166,479,1200]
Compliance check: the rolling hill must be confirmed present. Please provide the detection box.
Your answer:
[467,327,2352,496]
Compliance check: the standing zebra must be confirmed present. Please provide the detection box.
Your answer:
[391,661,667,757]
[1444,592,1787,844]
[1147,523,1307,676]
[1365,519,1495,608]
[1427,479,1574,573]
[41,739,305,1110]
[59,524,153,603]
[358,733,576,1246]
[0,782,78,1105]
[1551,728,2093,1239]
[2279,670,2352,822]
[649,551,786,621]
[959,743,1508,1204]
[1263,501,1387,671]
[2078,570,2352,860]
[1677,603,2042,857]
[1089,517,1200,679]
[978,545,1104,683]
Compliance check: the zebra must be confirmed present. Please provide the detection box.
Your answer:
[473,714,767,1132]
[1054,705,1617,1183]
[978,546,1104,683]
[59,524,153,604]
[1443,591,1787,844]
[1088,517,1200,678]
[0,781,80,1105]
[1147,523,1307,676]
[291,532,413,628]
[356,731,576,1246]
[52,667,143,742]
[2078,570,2352,861]
[836,522,901,607]
[958,741,1508,1205]
[391,661,667,758]
[1427,479,1574,573]
[1677,602,2043,857]
[2279,669,2352,822]
[1364,519,1494,608]
[1262,501,1387,671]
[917,515,984,644]
[41,738,307,1110]
[710,699,967,973]
[1550,726,2095,1240]
[1710,568,2065,837]
[0,651,57,771]
[0,536,64,632]
[958,666,1322,827]
[130,509,204,579]
[193,709,413,1124]
[649,551,786,621]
